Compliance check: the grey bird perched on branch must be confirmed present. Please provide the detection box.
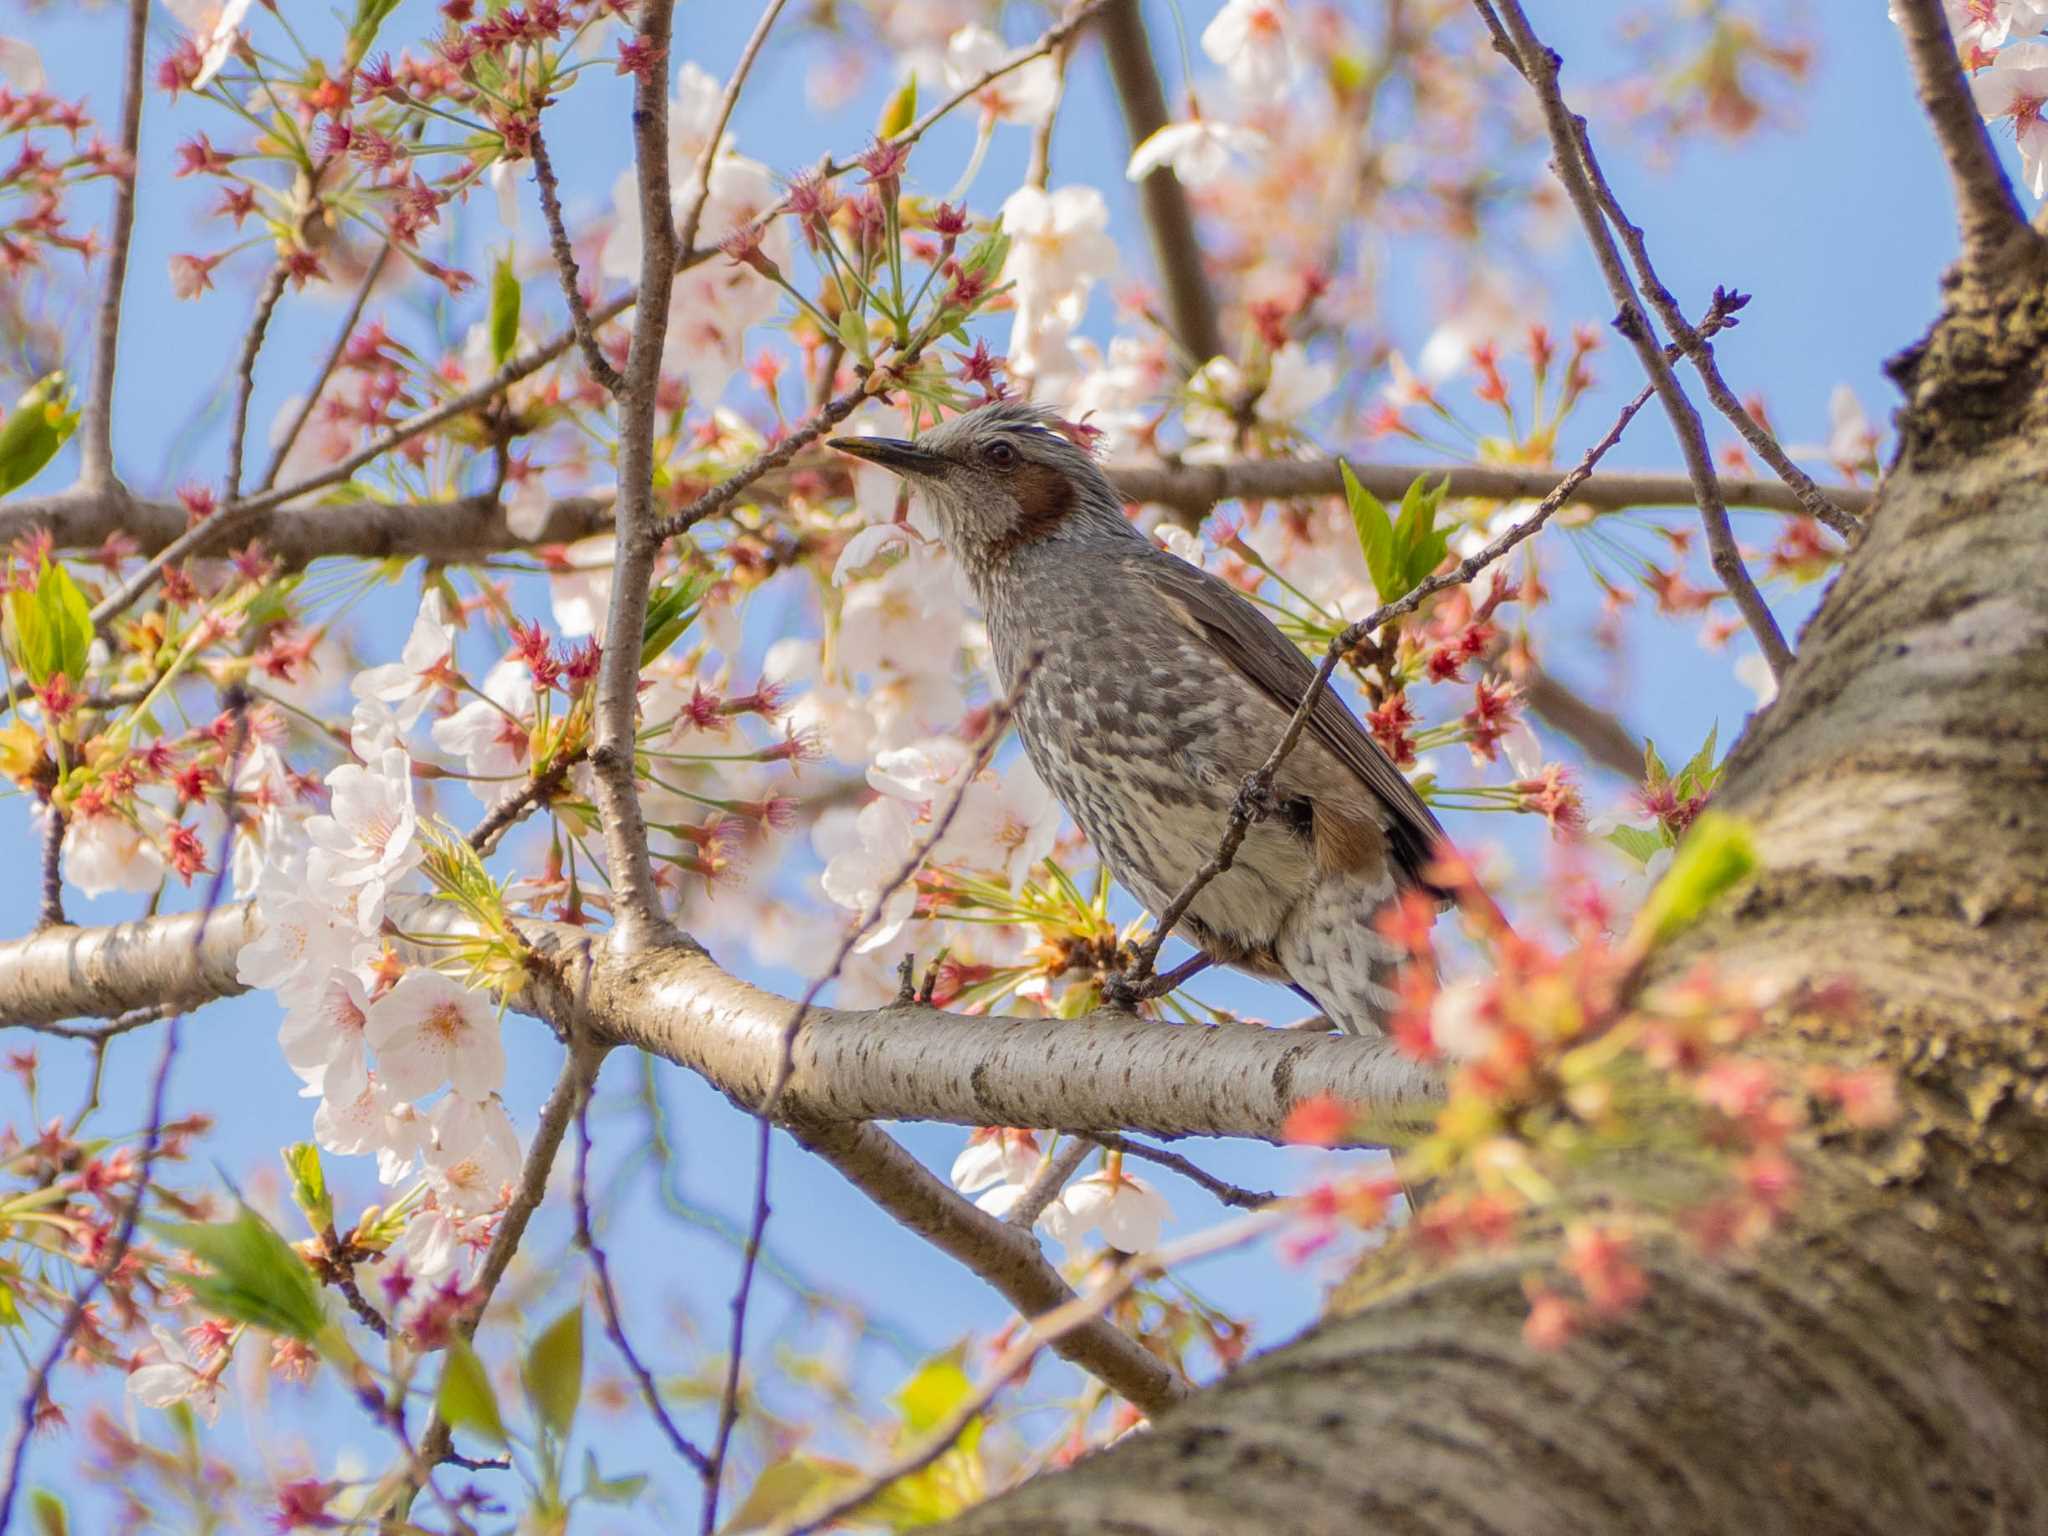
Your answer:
[830,399,1447,1034]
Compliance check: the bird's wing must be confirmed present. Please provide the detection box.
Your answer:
[1141,547,1449,891]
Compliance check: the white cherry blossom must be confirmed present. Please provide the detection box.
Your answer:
[58,806,164,898]
[999,185,1118,307]
[1041,1169,1173,1252]
[1126,120,1266,189]
[278,966,373,1103]
[1971,40,2048,195]
[424,1093,522,1216]
[950,1128,1043,1193]
[350,588,456,730]
[164,0,255,89]
[946,26,1060,125]
[1201,0,1300,96]
[364,969,506,1099]
[430,658,536,801]
[943,760,1060,886]
[305,747,421,933]
[236,895,364,1005]
[816,796,920,951]
[127,1326,223,1424]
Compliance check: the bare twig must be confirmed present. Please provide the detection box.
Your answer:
[223,262,292,504]
[573,1067,713,1475]
[466,747,587,855]
[1889,0,2038,277]
[652,382,871,544]
[1005,1137,1094,1228]
[1098,0,1224,368]
[757,1209,1276,1536]
[589,0,683,950]
[1482,0,1794,682]
[1026,39,1073,191]
[1092,1133,1279,1210]
[1122,380,1658,989]
[531,129,624,394]
[702,660,1036,1533]
[77,0,148,490]
[259,241,392,492]
[36,805,64,929]
[676,0,791,260]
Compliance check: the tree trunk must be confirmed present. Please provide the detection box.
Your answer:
[939,256,2048,1532]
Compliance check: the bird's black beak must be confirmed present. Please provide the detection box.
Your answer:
[827,435,947,477]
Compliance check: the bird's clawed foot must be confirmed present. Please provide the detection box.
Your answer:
[1103,951,1217,1012]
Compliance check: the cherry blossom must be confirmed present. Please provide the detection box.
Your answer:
[1125,120,1267,189]
[277,967,373,1103]
[942,760,1061,886]
[950,1128,1043,1193]
[946,26,1060,126]
[0,35,41,92]
[430,658,537,800]
[304,748,421,932]
[363,969,506,1099]
[164,0,255,90]
[423,1092,522,1216]
[1042,1168,1173,1252]
[235,896,365,1005]
[1894,0,2048,53]
[57,805,164,898]
[999,185,1118,308]
[1970,40,2048,196]
[815,795,921,951]
[127,1325,223,1424]
[350,588,456,730]
[1201,0,1301,96]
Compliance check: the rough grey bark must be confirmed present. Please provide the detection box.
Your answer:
[935,229,2048,1536]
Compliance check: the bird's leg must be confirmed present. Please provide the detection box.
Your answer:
[1102,950,1216,1012]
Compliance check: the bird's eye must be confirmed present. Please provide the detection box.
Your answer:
[983,439,1019,470]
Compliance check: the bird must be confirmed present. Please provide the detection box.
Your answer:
[829,398,1448,1035]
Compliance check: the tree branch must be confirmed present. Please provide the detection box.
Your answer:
[1483,0,1795,682]
[258,239,392,493]
[223,261,291,503]
[793,1118,1191,1418]
[676,0,791,261]
[76,0,148,491]
[1890,0,2040,278]
[530,128,624,394]
[1096,0,1225,368]
[590,0,682,950]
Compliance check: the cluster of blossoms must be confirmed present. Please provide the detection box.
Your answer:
[0,37,122,276]
[1282,841,1898,1349]
[1923,0,2048,195]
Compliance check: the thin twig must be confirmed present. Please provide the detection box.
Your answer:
[1025,39,1072,191]
[223,262,292,504]
[36,804,64,929]
[676,0,792,261]
[758,1209,1280,1536]
[652,383,870,544]
[77,0,148,491]
[259,242,393,492]
[573,1057,713,1474]
[1889,0,2038,276]
[1092,1133,1278,1210]
[3,1000,178,1043]
[1122,379,1658,989]
[531,129,624,394]
[702,658,1039,1533]
[466,748,586,855]
[1005,1137,1093,1229]
[1482,0,1794,682]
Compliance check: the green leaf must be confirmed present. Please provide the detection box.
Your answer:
[281,1143,333,1234]
[877,72,917,139]
[489,255,521,370]
[437,1337,508,1448]
[33,562,91,688]
[1632,811,1756,949]
[1340,461,1400,602]
[522,1305,583,1441]
[6,586,49,686]
[152,1205,328,1342]
[347,0,404,58]
[893,1348,972,1435]
[640,569,711,667]
[0,373,77,499]
[721,1455,857,1534]
[836,302,871,364]
[1390,475,1451,595]
[1642,738,1670,791]
[1675,725,1722,799]
[1602,825,1667,866]
[0,1278,22,1328]
[581,1449,648,1506]
[29,1490,66,1536]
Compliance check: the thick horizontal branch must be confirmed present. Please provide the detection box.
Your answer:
[0,458,1869,568]
[0,908,1442,1145]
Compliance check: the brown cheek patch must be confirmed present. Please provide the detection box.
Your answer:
[990,460,1076,559]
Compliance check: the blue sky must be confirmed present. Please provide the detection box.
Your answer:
[0,1,1982,1527]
